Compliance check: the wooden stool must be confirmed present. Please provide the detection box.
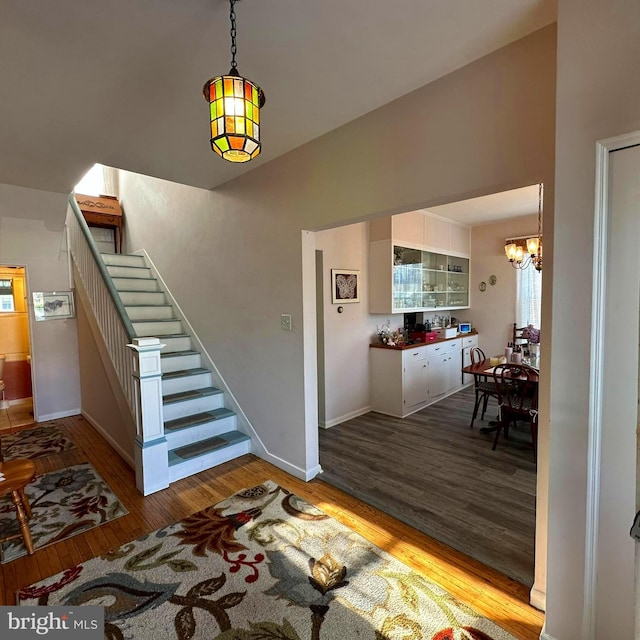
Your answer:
[0,459,36,555]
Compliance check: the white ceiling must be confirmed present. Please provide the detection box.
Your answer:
[424,184,542,226]
[0,1,556,194]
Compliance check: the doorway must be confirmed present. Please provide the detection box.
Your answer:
[309,185,548,599]
[0,265,34,430]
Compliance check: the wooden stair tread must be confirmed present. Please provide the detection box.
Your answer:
[168,431,249,464]
[162,367,209,380]
[163,387,222,404]
[161,350,199,358]
[165,408,236,431]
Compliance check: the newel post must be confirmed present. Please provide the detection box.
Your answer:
[127,337,168,495]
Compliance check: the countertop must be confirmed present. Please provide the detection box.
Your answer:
[369,330,478,350]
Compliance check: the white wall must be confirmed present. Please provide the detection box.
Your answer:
[0,183,81,419]
[548,1,640,638]
[468,214,538,359]
[314,223,382,428]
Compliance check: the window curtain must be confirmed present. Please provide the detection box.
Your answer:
[516,268,542,329]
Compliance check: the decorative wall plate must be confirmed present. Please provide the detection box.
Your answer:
[489,275,497,285]
[479,281,487,292]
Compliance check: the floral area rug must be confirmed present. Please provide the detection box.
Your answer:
[17,480,515,640]
[0,424,76,461]
[0,462,127,563]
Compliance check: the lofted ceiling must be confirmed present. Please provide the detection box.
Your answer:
[0,1,556,194]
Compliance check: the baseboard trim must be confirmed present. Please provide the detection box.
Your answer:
[529,586,546,612]
[319,406,371,429]
[258,449,322,481]
[540,631,557,640]
[82,410,135,469]
[38,408,81,422]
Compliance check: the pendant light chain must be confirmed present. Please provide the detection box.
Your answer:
[229,0,238,72]
[537,183,542,240]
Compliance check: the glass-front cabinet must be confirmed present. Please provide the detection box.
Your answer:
[392,246,469,312]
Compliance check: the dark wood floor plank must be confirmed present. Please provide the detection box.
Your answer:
[318,385,537,586]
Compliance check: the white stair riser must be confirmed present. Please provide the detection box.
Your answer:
[134,320,183,336]
[102,254,146,268]
[106,265,153,279]
[162,336,192,352]
[168,440,251,483]
[162,372,212,395]
[163,394,224,421]
[165,415,237,449]
[113,278,160,292]
[126,306,174,321]
[162,353,201,373]
[119,291,167,306]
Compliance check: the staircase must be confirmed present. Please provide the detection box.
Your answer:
[101,252,251,483]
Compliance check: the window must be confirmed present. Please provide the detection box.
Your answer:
[0,279,14,312]
[516,268,542,329]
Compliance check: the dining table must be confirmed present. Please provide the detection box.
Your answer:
[461,358,540,434]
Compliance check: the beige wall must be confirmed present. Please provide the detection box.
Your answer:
[120,26,555,482]
[0,183,80,420]
[315,223,382,428]
[468,214,538,358]
[548,1,640,638]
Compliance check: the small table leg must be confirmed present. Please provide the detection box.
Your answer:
[11,490,34,555]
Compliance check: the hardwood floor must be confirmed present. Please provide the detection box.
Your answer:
[0,413,543,640]
[319,385,537,587]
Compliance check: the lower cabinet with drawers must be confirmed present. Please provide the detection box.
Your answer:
[370,333,478,418]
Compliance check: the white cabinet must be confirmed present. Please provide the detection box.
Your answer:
[402,347,429,409]
[370,336,472,418]
[426,338,462,402]
[368,212,471,315]
[369,242,470,314]
[370,345,428,418]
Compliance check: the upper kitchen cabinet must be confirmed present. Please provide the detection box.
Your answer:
[369,211,471,314]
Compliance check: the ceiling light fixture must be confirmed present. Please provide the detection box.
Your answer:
[505,183,543,272]
[203,0,266,163]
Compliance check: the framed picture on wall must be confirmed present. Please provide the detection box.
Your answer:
[331,269,360,304]
[33,291,75,321]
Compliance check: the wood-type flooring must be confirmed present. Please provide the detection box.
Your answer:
[319,385,537,587]
[0,413,543,640]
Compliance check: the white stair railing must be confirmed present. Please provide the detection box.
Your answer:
[66,194,137,414]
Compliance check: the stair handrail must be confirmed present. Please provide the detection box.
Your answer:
[68,193,135,341]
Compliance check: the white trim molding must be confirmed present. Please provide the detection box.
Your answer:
[319,406,372,429]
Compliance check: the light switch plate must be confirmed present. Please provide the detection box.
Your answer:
[281,314,292,331]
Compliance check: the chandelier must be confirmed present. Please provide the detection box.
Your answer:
[504,183,543,272]
[203,0,266,163]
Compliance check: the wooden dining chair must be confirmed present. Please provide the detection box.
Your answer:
[0,458,37,557]
[469,347,499,428]
[491,363,539,461]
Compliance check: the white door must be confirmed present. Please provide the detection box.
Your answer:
[590,140,640,638]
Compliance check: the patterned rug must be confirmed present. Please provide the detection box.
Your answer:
[17,481,515,639]
[0,423,76,461]
[0,462,127,563]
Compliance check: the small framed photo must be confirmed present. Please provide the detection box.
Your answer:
[331,269,360,304]
[33,291,75,321]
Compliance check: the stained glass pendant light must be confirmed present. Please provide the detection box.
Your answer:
[203,0,265,163]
